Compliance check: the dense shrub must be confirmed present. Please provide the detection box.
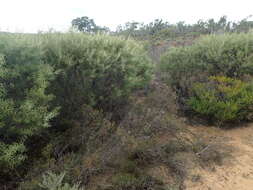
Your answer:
[161,33,253,86]
[0,34,58,173]
[42,33,153,120]
[0,32,153,189]
[160,33,253,123]
[188,76,253,123]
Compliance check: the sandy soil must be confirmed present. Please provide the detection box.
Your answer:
[185,124,253,190]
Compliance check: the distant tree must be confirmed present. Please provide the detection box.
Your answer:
[146,19,169,35]
[116,19,171,39]
[115,16,253,40]
[71,16,110,33]
[72,16,96,33]
[217,16,229,31]
[116,21,141,37]
[233,15,253,33]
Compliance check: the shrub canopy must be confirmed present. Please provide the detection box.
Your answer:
[0,33,153,173]
[160,33,253,124]
[42,33,153,120]
[161,33,253,86]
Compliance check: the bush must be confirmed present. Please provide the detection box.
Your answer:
[42,33,153,120]
[188,76,253,123]
[0,34,58,173]
[160,33,253,122]
[160,33,253,85]
[0,32,152,188]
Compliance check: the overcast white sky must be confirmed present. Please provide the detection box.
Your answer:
[0,0,252,33]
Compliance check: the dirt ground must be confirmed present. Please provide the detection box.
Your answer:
[185,124,253,190]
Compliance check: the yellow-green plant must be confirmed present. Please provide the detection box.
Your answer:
[188,76,253,124]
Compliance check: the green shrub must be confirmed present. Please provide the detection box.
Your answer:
[160,33,253,122]
[42,33,153,120]
[188,76,253,123]
[0,34,58,173]
[0,33,152,187]
[0,32,152,174]
[161,33,253,85]
[0,34,152,189]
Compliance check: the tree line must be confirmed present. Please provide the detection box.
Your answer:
[72,15,253,40]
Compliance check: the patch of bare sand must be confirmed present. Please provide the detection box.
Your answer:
[185,124,253,190]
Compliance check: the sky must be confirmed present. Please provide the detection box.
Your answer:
[0,0,252,33]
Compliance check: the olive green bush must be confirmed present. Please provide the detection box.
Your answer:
[188,76,253,123]
[161,33,253,86]
[42,33,153,120]
[160,33,253,123]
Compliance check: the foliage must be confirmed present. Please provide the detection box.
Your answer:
[115,16,253,40]
[1,19,246,188]
[71,16,109,33]
[39,171,83,190]
[72,15,253,40]
[42,33,153,120]
[0,143,26,170]
[19,105,115,190]
[188,76,253,123]
[161,33,253,82]
[0,34,58,173]
[53,104,116,157]
[116,19,170,39]
[160,33,253,119]
[20,80,185,190]
[0,32,151,188]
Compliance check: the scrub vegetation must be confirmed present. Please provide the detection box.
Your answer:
[0,16,253,189]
